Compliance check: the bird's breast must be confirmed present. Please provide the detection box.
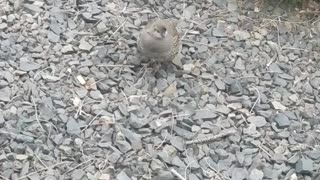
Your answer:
[140,33,172,54]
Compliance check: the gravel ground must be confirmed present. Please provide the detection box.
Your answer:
[0,0,320,180]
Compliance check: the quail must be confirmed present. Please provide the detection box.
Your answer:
[137,19,181,65]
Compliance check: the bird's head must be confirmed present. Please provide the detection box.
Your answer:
[147,23,168,40]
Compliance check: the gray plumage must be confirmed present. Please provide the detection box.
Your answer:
[137,19,181,63]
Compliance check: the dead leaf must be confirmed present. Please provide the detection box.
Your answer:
[85,77,97,90]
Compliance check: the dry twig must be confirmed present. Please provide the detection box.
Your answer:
[105,20,126,41]
[63,159,94,175]
[31,96,46,133]
[170,168,186,180]
[185,128,237,145]
[249,86,261,113]
[81,111,103,133]
[19,162,69,179]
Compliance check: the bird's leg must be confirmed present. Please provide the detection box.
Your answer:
[144,59,161,75]
[152,61,161,75]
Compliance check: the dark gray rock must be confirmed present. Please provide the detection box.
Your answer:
[274,113,291,128]
[115,140,132,153]
[230,80,243,95]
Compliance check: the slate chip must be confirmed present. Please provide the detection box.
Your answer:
[230,80,243,94]
[0,87,11,102]
[247,116,267,128]
[66,119,81,135]
[193,110,218,120]
[79,39,93,51]
[274,113,291,128]
[48,30,60,42]
[19,58,41,71]
[116,171,132,180]
[296,158,313,175]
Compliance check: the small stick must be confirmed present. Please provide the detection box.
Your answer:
[31,96,46,132]
[155,133,168,150]
[258,144,273,158]
[170,168,186,180]
[185,160,196,179]
[0,175,9,180]
[34,153,48,168]
[81,111,103,133]
[63,159,93,175]
[205,158,230,180]
[96,64,134,68]
[185,128,237,145]
[19,162,68,179]
[249,86,261,113]
[299,10,320,14]
[106,20,126,41]
[266,50,277,67]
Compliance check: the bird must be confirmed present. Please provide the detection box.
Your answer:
[137,19,181,65]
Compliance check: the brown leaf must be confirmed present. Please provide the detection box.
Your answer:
[85,78,97,90]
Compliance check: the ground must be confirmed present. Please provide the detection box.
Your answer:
[0,0,320,180]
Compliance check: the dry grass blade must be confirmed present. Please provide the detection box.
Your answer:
[63,159,94,175]
[18,162,69,179]
[105,20,127,41]
[170,168,186,180]
[185,128,237,145]
[31,96,46,133]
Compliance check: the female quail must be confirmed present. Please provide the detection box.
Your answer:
[137,19,181,63]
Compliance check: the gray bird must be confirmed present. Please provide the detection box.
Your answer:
[137,19,181,64]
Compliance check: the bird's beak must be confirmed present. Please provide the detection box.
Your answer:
[145,29,152,34]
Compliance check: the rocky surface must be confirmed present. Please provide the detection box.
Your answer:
[0,0,320,179]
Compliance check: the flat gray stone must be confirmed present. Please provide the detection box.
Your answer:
[19,57,41,71]
[66,118,81,135]
[61,44,74,53]
[116,170,132,180]
[23,4,42,13]
[48,30,60,42]
[247,116,267,128]
[296,158,313,175]
[79,39,93,51]
[233,30,250,41]
[193,110,218,120]
[274,113,290,128]
[0,87,11,102]
[249,169,264,180]
[0,23,8,30]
